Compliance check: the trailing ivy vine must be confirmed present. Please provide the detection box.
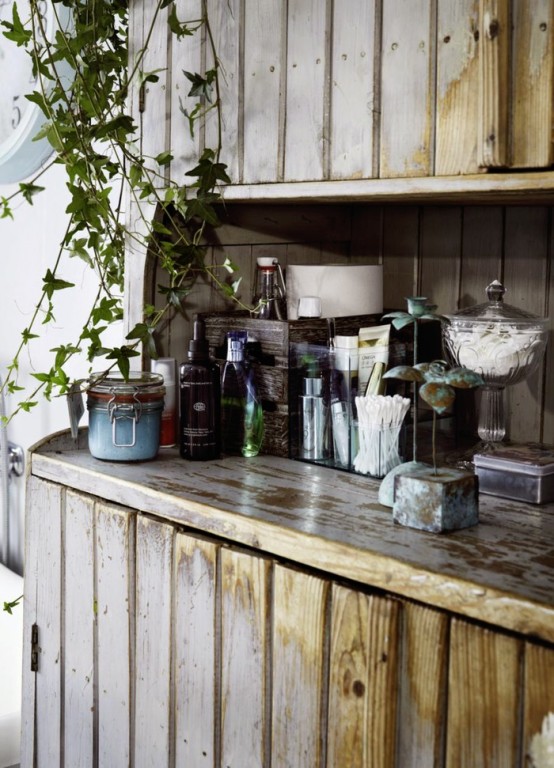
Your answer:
[0,0,240,419]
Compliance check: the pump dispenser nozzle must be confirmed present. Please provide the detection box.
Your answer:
[188,316,210,361]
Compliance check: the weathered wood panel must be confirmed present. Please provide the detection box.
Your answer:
[283,0,329,181]
[420,206,463,314]
[272,564,329,767]
[220,548,270,767]
[446,618,521,767]
[242,0,284,183]
[134,517,174,767]
[380,0,434,178]
[478,0,510,167]
[503,207,550,443]
[435,1,480,176]
[174,532,218,766]
[95,503,134,768]
[63,490,95,768]
[170,0,204,181]
[511,0,554,168]
[329,0,377,180]
[32,479,63,768]
[522,642,554,765]
[327,586,400,768]
[397,603,449,767]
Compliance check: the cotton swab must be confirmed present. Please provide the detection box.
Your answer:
[353,394,410,476]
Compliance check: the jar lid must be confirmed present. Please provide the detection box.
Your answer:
[88,371,165,397]
[445,280,548,327]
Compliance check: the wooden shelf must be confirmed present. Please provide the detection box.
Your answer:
[221,171,554,205]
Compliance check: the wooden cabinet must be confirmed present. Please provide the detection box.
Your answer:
[130,0,554,199]
[20,432,554,767]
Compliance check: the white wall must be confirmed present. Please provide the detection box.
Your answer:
[1,163,123,573]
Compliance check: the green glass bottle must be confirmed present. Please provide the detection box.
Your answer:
[221,331,264,457]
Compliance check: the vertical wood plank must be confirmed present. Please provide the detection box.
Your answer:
[503,207,549,443]
[397,603,449,767]
[382,207,420,308]
[327,585,400,768]
[511,0,554,168]
[522,641,554,766]
[446,618,521,767]
[478,0,510,167]
[419,206,463,314]
[173,532,218,767]
[206,0,242,181]
[435,1,481,175]
[329,0,377,180]
[380,0,434,178]
[63,490,95,768]
[272,564,329,768]
[20,476,48,768]
[170,0,204,181]
[32,479,62,768]
[96,503,135,768]
[134,516,174,768]
[220,548,270,768]
[284,0,329,181]
[543,209,554,444]
[242,0,285,183]
[459,206,504,308]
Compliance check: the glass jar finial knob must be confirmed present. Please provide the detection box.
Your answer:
[486,279,506,303]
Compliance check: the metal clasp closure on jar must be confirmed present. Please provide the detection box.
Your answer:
[107,389,142,447]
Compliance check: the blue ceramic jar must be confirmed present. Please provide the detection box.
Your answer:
[87,372,165,461]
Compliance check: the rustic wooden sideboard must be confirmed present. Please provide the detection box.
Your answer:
[20,430,554,767]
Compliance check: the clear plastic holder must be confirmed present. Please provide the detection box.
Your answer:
[289,342,405,476]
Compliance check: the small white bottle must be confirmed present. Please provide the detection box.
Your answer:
[151,358,177,447]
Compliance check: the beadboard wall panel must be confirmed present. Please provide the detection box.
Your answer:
[152,202,553,447]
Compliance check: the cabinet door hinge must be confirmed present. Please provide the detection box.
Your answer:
[31,623,39,672]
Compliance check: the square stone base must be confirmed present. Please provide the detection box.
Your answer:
[393,467,479,533]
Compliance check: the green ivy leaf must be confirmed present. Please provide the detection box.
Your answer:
[19,182,45,204]
[1,5,31,46]
[168,6,195,39]
[42,269,75,299]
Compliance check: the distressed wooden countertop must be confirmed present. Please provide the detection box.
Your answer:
[30,430,554,644]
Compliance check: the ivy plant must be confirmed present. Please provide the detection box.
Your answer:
[0,0,242,419]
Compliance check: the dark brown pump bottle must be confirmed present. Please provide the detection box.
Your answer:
[179,317,221,460]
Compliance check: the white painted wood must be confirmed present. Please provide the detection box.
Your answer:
[33,479,62,767]
[95,502,135,768]
[242,0,285,183]
[284,0,329,181]
[271,564,328,767]
[380,0,434,178]
[170,0,204,181]
[134,516,174,768]
[63,490,95,768]
[206,0,241,181]
[173,532,218,766]
[435,1,480,175]
[329,0,376,180]
[220,548,269,767]
[20,474,42,768]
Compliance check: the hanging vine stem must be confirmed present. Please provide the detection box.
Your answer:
[0,0,246,421]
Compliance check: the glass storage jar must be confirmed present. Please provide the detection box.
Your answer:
[87,372,165,461]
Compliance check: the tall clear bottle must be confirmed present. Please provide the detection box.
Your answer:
[221,331,264,457]
[179,317,221,460]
